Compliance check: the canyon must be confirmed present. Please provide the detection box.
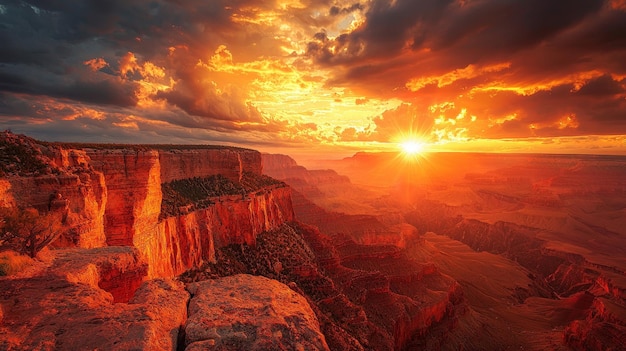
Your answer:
[0,133,303,351]
[308,151,626,350]
[2,131,626,350]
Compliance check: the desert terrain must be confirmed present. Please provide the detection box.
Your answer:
[266,151,626,350]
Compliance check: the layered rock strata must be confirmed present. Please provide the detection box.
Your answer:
[405,203,626,350]
[182,221,467,351]
[152,185,294,277]
[0,133,293,279]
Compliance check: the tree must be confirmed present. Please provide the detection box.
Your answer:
[0,207,62,258]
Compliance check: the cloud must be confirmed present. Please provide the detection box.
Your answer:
[370,103,435,140]
[1,0,625,154]
[576,74,625,96]
[84,58,109,72]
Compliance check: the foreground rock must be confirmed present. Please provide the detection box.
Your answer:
[0,248,189,351]
[185,274,329,351]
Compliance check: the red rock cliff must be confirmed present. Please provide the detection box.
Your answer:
[150,186,294,277]
[2,143,108,248]
[87,149,162,247]
[160,148,262,182]
[1,133,293,280]
[86,147,291,278]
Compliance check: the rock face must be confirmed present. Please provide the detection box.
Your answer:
[1,133,293,279]
[87,149,161,247]
[564,297,626,350]
[85,148,291,277]
[185,274,329,351]
[262,153,351,203]
[151,186,294,277]
[263,153,349,186]
[49,247,148,303]
[8,172,108,248]
[160,148,262,183]
[0,248,189,351]
[0,137,109,248]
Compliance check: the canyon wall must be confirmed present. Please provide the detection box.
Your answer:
[4,144,108,248]
[85,148,290,278]
[149,186,294,277]
[87,150,162,247]
[160,148,262,183]
[263,153,350,186]
[1,133,292,279]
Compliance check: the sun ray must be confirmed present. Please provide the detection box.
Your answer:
[400,140,426,155]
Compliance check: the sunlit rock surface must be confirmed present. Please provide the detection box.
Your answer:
[0,248,189,351]
[152,185,294,277]
[0,133,294,278]
[160,148,262,183]
[1,132,108,248]
[185,274,329,351]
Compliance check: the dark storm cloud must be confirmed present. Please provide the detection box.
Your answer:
[308,0,608,89]
[577,75,624,96]
[309,0,455,64]
[307,0,626,140]
[555,6,626,53]
[310,0,608,76]
[0,68,138,107]
[0,0,289,135]
[433,0,605,56]
[0,0,237,68]
[19,0,242,43]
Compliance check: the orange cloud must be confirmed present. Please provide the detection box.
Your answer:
[406,62,511,91]
[119,52,140,78]
[84,58,108,72]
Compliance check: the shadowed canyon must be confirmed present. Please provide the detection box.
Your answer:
[1,131,625,350]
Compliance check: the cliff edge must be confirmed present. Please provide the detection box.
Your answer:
[0,131,293,278]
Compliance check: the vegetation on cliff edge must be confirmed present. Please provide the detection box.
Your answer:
[161,172,286,218]
[0,131,53,176]
[0,207,62,258]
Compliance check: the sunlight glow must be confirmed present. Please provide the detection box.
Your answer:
[400,140,426,155]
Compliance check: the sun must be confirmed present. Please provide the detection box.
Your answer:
[399,140,426,155]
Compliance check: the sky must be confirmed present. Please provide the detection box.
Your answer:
[1,0,626,158]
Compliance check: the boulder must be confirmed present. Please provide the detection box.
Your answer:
[185,274,329,351]
[0,248,189,351]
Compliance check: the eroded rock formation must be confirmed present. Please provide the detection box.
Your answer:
[0,133,303,350]
[185,274,329,351]
[0,247,189,351]
[405,201,626,350]
[0,133,293,278]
